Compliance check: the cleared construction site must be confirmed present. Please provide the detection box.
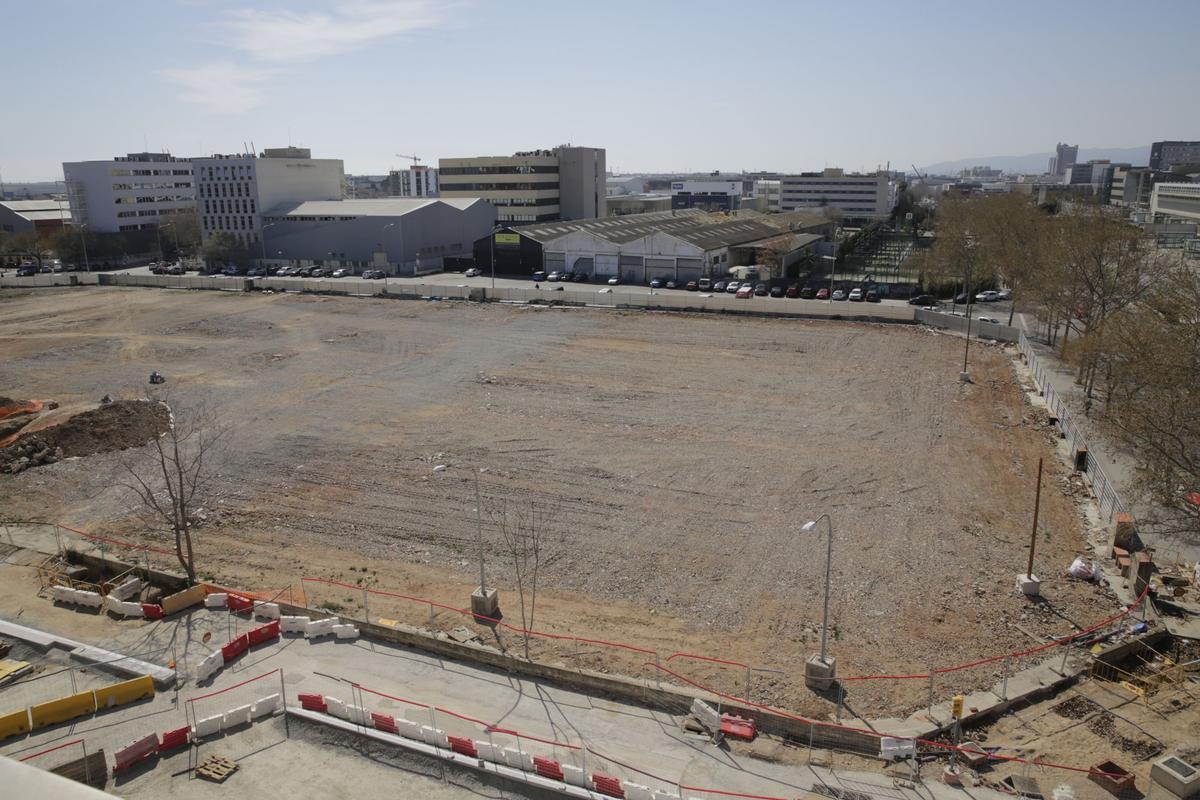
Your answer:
[1,285,1198,798]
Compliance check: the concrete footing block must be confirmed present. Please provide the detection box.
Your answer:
[805,654,837,691]
[470,587,499,618]
[1016,573,1042,596]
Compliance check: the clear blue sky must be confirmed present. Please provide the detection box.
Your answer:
[4,0,1199,181]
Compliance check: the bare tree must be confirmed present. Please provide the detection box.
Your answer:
[121,394,227,584]
[491,500,552,659]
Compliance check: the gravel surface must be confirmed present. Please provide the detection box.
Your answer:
[0,287,1112,716]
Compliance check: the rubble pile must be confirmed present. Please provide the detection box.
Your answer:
[0,399,170,474]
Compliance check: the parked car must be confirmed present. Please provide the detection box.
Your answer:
[816,287,829,300]
[649,278,663,288]
[832,289,847,301]
[785,285,799,298]
[908,294,934,306]
[725,280,740,293]
[464,267,481,277]
[712,280,727,292]
[865,289,880,302]
[166,265,185,275]
[245,267,265,277]
[330,268,350,278]
[697,278,712,291]
[753,283,768,296]
[996,289,1012,300]
[665,279,679,289]
[977,316,1000,324]
[800,286,816,299]
[547,271,561,282]
[607,277,619,285]
[769,285,785,298]
[310,268,327,278]
[848,287,864,301]
[686,281,698,291]
[572,272,589,282]
[223,266,242,276]
[532,271,547,281]
[735,284,754,298]
[363,270,387,279]
[953,292,973,304]
[15,265,37,277]
[975,290,1000,302]
[149,263,167,275]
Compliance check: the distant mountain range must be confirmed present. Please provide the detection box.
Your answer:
[917,145,1151,177]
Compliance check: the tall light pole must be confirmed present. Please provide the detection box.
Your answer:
[821,255,836,303]
[802,514,837,690]
[259,222,277,266]
[381,222,396,276]
[490,223,503,291]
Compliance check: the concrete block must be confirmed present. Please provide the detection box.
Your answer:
[252,693,281,718]
[305,617,337,639]
[325,697,349,719]
[562,763,588,787]
[1151,754,1200,798]
[470,586,499,618]
[333,624,359,640]
[690,698,720,734]
[1016,574,1042,596]
[280,615,310,633]
[223,703,253,729]
[804,654,837,690]
[204,592,228,608]
[254,602,280,619]
[192,713,223,738]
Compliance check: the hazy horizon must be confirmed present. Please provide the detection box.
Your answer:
[4,0,1198,182]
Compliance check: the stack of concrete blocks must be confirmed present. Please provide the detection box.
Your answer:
[305,617,337,639]
[109,577,142,601]
[280,615,310,634]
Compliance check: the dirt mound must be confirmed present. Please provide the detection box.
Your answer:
[1,400,170,474]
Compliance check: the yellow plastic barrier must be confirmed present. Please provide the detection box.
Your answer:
[94,675,155,709]
[162,584,206,615]
[29,690,97,730]
[0,708,31,741]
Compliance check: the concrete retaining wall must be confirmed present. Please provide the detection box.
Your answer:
[915,307,1019,341]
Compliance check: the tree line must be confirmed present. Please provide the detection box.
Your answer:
[923,193,1198,536]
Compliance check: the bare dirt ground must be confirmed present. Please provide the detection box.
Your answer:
[0,287,1115,716]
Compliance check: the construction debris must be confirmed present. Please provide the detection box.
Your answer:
[196,754,238,783]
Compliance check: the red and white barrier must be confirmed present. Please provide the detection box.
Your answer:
[298,693,327,712]
[420,725,448,749]
[592,773,625,798]
[325,696,349,720]
[221,633,250,663]
[371,712,399,734]
[347,704,370,726]
[280,615,310,633]
[158,725,191,753]
[192,713,223,738]
[562,763,587,787]
[204,592,228,608]
[222,703,252,729]
[113,732,158,772]
[142,603,164,620]
[226,593,254,613]
[624,782,653,800]
[333,624,359,640]
[396,717,421,739]
[109,577,142,601]
[475,740,501,762]
[252,693,281,719]
[104,595,145,618]
[74,589,103,608]
[196,650,223,682]
[254,602,281,620]
[533,755,564,781]
[247,620,281,646]
[504,746,534,771]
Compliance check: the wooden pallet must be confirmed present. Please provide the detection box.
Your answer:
[195,755,238,783]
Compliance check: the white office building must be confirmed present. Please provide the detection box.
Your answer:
[752,179,782,212]
[387,165,439,198]
[63,153,194,233]
[779,169,898,219]
[192,147,344,255]
[1151,182,1200,223]
[669,179,742,211]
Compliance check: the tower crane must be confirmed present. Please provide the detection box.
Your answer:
[395,154,422,166]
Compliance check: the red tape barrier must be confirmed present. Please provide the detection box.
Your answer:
[18,737,85,762]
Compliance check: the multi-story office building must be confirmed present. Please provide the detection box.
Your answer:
[1048,142,1078,176]
[63,153,194,233]
[1150,182,1200,223]
[670,179,742,211]
[438,145,605,224]
[1109,166,1173,209]
[1064,160,1130,204]
[386,165,439,198]
[1149,141,1200,171]
[752,179,782,212]
[778,169,898,219]
[192,147,343,253]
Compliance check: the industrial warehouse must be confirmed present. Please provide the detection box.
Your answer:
[472,208,835,282]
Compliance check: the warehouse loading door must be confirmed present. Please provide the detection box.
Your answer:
[676,257,703,283]
[570,256,594,275]
[619,255,644,283]
[645,257,675,282]
[544,252,566,272]
[594,254,618,277]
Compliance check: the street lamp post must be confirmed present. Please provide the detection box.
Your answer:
[821,255,836,303]
[381,223,396,276]
[802,514,837,690]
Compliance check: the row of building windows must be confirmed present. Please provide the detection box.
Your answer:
[441,182,559,192]
[110,168,191,177]
[112,182,192,191]
[199,182,253,199]
[114,195,193,204]
[203,214,257,232]
[205,198,257,214]
[492,197,559,207]
[116,207,188,219]
[202,164,255,180]
[440,165,557,176]
[781,189,881,196]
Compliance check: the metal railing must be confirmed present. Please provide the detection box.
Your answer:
[1018,332,1128,522]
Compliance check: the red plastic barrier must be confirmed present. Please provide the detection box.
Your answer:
[247,620,280,646]
[298,693,327,712]
[141,603,164,620]
[534,755,564,780]
[226,593,254,613]
[720,713,757,741]
[221,633,249,663]
[448,735,477,758]
[113,733,159,772]
[592,773,625,798]
[158,726,190,752]
[371,712,398,733]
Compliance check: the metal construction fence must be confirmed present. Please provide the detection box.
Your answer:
[1018,332,1128,523]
